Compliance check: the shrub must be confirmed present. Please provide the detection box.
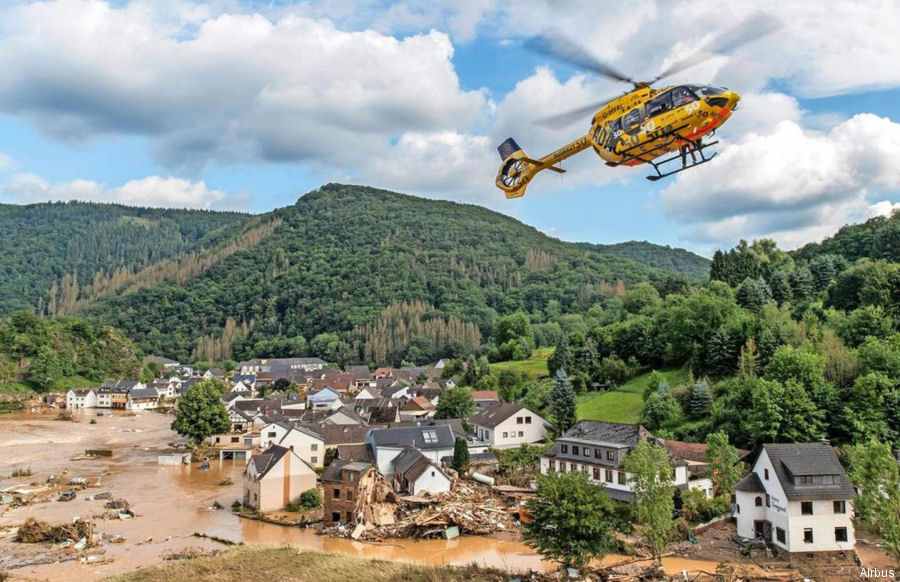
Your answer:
[299,488,320,510]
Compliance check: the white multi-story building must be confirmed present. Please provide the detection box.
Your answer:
[734,443,855,556]
[66,388,97,409]
[540,421,710,501]
[470,403,550,449]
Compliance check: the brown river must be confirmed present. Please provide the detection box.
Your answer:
[0,410,720,581]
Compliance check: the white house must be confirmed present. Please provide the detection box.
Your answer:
[366,425,457,476]
[259,420,293,449]
[470,403,549,449]
[126,386,160,410]
[278,424,326,468]
[66,388,97,409]
[243,444,317,512]
[307,387,341,410]
[540,421,701,502]
[734,443,855,556]
[392,447,451,495]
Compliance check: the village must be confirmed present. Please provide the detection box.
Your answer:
[0,355,881,581]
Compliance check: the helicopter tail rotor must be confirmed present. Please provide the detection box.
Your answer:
[495,138,534,198]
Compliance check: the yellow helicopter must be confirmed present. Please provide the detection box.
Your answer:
[496,12,781,198]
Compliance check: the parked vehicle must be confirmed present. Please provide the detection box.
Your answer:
[58,490,77,502]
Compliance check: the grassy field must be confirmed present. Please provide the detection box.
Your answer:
[489,346,552,378]
[105,546,521,582]
[576,368,690,424]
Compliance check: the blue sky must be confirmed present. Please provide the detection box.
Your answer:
[0,0,899,256]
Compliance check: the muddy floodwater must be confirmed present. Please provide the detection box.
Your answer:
[0,410,721,581]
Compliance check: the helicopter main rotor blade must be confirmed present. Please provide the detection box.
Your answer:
[526,30,635,85]
[535,94,619,129]
[653,11,782,82]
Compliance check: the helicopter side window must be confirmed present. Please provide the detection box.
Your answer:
[622,109,642,132]
[672,86,699,107]
[646,92,673,118]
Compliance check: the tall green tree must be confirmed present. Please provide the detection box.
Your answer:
[27,345,62,391]
[845,440,900,561]
[521,470,616,570]
[171,380,231,444]
[451,436,470,472]
[550,369,576,434]
[435,386,475,420]
[546,335,571,378]
[623,440,676,560]
[705,431,743,498]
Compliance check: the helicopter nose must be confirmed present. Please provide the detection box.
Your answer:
[726,90,741,108]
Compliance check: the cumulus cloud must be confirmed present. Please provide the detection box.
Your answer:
[3,172,248,210]
[0,0,487,173]
[661,114,900,248]
[0,154,17,172]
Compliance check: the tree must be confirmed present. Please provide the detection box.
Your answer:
[547,336,571,378]
[640,390,681,430]
[845,440,900,561]
[705,431,742,498]
[624,440,675,560]
[27,345,62,391]
[747,379,824,446]
[435,386,474,420]
[452,437,470,472]
[171,379,231,445]
[550,369,576,434]
[735,278,772,313]
[521,470,616,570]
[687,380,713,418]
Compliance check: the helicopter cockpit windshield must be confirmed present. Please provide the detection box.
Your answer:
[687,85,729,96]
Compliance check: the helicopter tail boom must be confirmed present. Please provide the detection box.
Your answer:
[495,136,587,199]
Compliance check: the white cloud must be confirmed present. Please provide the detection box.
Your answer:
[0,153,17,172]
[3,172,248,210]
[661,114,900,249]
[0,1,487,173]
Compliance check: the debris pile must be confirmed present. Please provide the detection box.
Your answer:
[326,479,521,540]
[14,517,95,546]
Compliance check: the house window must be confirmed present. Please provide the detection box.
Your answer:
[765,494,770,507]
[797,475,813,486]
[517,417,524,424]
[525,417,532,424]
[333,488,340,499]
[519,431,524,437]
[764,468,769,480]
[605,469,613,482]
[346,490,353,500]
[801,501,813,515]
[311,444,318,451]
[618,471,626,485]
[215,437,221,443]
[755,496,762,507]
[572,445,579,455]
[583,448,590,457]
[776,527,786,544]
[607,450,615,461]
[593,467,600,480]
[230,436,239,443]
[311,457,317,464]
[803,528,814,544]
[594,448,602,458]
[835,527,848,542]
[422,430,438,444]
[561,444,568,454]
[833,500,846,514]
[503,432,508,438]
[267,431,276,438]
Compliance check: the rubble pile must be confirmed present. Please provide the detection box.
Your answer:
[328,479,521,540]
[15,517,95,546]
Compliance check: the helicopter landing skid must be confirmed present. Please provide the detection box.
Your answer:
[606,125,719,181]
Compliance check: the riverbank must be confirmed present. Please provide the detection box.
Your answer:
[103,546,521,582]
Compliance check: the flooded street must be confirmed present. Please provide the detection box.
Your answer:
[0,410,726,580]
[0,410,553,580]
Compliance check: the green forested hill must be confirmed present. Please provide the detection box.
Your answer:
[0,201,248,314]
[792,211,900,263]
[586,241,710,280]
[82,184,703,361]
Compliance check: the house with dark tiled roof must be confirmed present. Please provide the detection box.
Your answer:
[540,421,699,502]
[470,403,549,449]
[391,447,451,495]
[126,385,160,410]
[734,442,855,556]
[366,424,457,476]
[243,444,316,512]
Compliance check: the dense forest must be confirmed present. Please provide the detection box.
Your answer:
[72,184,706,362]
[0,201,246,314]
[0,311,140,391]
[515,211,900,451]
